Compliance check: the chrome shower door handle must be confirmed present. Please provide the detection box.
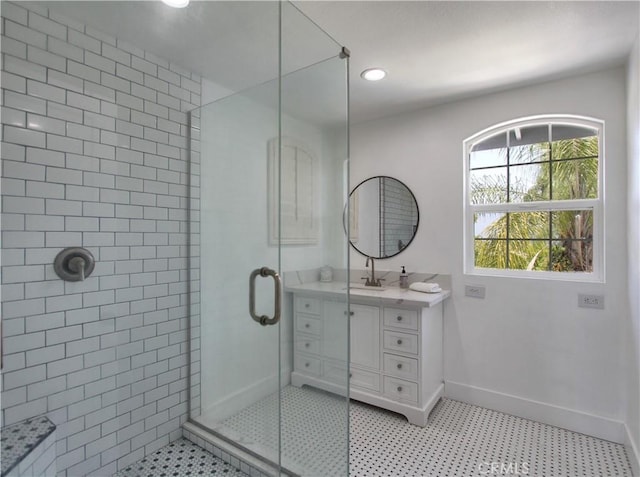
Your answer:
[249,267,282,326]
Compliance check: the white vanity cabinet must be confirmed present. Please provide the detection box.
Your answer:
[289,284,447,427]
[292,296,349,393]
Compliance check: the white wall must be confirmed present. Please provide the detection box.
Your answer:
[625,34,640,472]
[351,67,628,442]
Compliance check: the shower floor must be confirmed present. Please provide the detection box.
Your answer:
[195,385,348,476]
[124,385,633,476]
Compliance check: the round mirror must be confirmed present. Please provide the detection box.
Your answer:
[346,176,419,258]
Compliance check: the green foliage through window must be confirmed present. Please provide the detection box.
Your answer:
[469,125,599,273]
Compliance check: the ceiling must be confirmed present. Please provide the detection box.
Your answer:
[41,1,639,124]
[297,1,639,122]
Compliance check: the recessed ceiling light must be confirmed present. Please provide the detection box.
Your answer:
[162,0,189,8]
[361,68,386,81]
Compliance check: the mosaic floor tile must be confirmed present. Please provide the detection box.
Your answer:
[350,397,632,477]
[220,385,348,476]
[122,386,633,477]
[114,438,248,477]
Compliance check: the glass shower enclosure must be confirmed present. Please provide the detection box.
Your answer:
[188,3,350,475]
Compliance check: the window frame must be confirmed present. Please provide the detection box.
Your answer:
[463,114,605,282]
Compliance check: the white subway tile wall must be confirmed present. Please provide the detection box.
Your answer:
[188,111,201,421]
[381,179,419,258]
[1,2,201,475]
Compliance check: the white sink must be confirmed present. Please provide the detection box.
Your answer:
[347,283,387,291]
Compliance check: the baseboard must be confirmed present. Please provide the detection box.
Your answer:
[625,422,640,476]
[445,381,625,444]
[201,367,291,421]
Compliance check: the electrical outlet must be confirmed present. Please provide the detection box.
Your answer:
[465,285,486,299]
[578,294,605,309]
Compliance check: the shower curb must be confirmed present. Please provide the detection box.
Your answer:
[182,422,288,477]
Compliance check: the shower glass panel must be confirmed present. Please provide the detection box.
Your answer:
[188,3,349,475]
[191,77,281,474]
[278,3,350,475]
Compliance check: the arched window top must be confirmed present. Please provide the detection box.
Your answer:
[466,115,603,153]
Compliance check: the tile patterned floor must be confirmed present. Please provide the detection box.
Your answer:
[114,439,247,477]
[350,398,632,477]
[219,386,348,476]
[119,386,633,477]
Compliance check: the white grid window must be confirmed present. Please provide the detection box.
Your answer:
[463,115,604,281]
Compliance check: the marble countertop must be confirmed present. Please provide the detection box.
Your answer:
[284,281,451,308]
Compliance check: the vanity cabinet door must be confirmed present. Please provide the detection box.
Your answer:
[350,304,380,370]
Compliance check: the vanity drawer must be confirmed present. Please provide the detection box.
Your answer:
[349,367,380,392]
[294,353,321,376]
[383,330,418,355]
[383,353,419,381]
[383,376,418,404]
[295,336,320,355]
[295,296,320,315]
[383,307,419,331]
[296,315,321,336]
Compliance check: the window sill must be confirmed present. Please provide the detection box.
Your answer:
[464,267,604,283]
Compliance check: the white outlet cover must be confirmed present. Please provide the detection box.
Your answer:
[465,285,486,299]
[578,293,605,309]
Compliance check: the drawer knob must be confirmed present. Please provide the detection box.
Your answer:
[344,311,354,316]
[349,372,353,378]
[305,303,310,308]
[397,363,403,369]
[397,316,402,321]
[305,362,310,367]
[305,343,310,348]
[397,386,403,392]
[397,339,403,345]
[305,323,310,328]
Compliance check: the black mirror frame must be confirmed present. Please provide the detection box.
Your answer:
[344,176,420,259]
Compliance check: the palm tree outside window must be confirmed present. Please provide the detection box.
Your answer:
[463,115,604,281]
